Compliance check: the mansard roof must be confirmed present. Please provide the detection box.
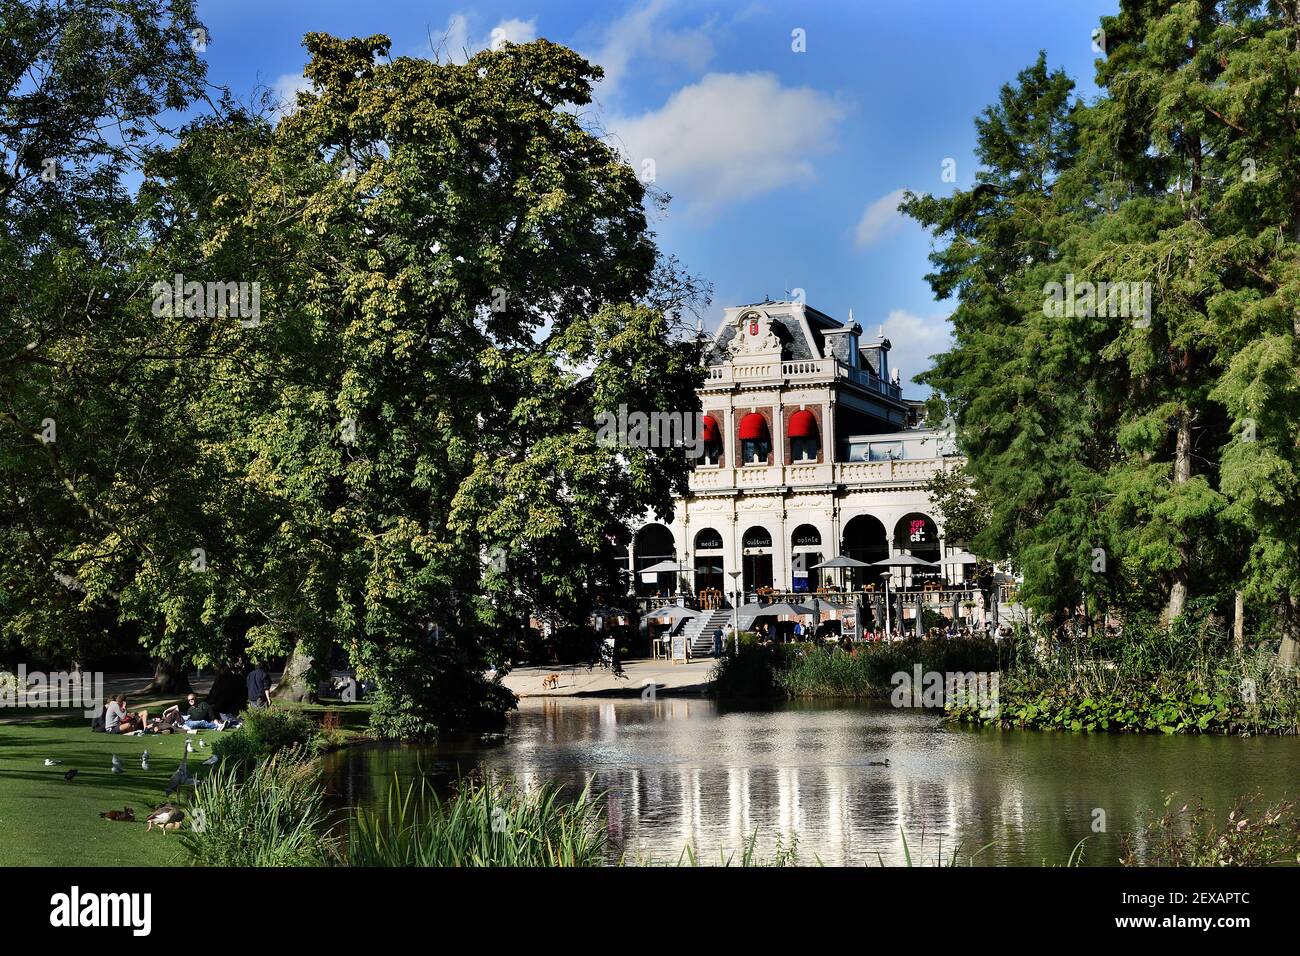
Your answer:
[706,300,859,365]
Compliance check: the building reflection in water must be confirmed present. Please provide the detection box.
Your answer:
[322,697,1295,866]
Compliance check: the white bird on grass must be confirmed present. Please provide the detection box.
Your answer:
[111,753,123,774]
[44,758,62,766]
[185,739,194,754]
[141,750,150,770]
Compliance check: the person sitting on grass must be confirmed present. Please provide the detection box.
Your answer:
[104,695,148,734]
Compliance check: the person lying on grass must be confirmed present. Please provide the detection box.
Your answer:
[161,693,229,732]
[104,695,148,734]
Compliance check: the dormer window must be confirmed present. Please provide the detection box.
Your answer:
[738,413,770,465]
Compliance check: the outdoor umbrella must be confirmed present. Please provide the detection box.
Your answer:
[870,554,939,635]
[738,601,813,640]
[650,604,698,624]
[639,559,691,595]
[812,555,870,592]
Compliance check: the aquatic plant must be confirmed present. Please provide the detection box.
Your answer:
[180,749,336,866]
[345,775,606,867]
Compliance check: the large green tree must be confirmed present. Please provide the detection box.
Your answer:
[906,2,1300,664]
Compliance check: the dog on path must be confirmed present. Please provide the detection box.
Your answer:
[541,673,560,690]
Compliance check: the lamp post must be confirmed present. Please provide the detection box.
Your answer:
[728,569,743,655]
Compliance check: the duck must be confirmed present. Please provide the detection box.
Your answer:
[867,758,891,767]
[99,807,135,822]
[145,805,184,832]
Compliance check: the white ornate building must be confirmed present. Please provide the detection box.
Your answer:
[629,300,964,622]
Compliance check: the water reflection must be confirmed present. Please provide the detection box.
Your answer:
[321,698,1297,866]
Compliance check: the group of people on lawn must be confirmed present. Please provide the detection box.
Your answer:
[98,662,274,735]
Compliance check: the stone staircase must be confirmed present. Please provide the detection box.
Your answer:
[683,608,732,658]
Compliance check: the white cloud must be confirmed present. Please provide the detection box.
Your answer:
[431,13,538,63]
[610,72,845,217]
[590,0,714,96]
[270,72,313,117]
[878,308,951,390]
[855,188,909,248]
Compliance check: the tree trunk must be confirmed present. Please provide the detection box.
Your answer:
[1166,409,1192,623]
[272,642,317,703]
[207,665,248,717]
[140,654,191,696]
[1233,590,1245,650]
[1279,591,1299,668]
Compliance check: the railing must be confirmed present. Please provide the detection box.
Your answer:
[703,357,902,399]
[640,587,1024,616]
[687,458,945,493]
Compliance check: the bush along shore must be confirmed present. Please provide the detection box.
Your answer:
[711,621,1298,735]
[947,622,1299,736]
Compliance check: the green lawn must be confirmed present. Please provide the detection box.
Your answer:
[0,696,373,867]
[0,708,220,866]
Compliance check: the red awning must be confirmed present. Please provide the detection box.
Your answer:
[701,414,720,442]
[788,409,818,438]
[738,412,768,440]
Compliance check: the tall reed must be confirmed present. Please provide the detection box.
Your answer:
[346,775,607,867]
[180,748,336,866]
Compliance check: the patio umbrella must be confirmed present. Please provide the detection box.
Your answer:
[812,555,870,592]
[639,559,691,594]
[738,601,813,639]
[650,604,698,623]
[870,554,939,634]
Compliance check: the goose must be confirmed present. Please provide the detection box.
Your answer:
[111,753,124,774]
[146,805,184,832]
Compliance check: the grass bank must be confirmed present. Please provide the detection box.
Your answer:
[0,700,370,866]
[710,636,1000,702]
[948,629,1300,735]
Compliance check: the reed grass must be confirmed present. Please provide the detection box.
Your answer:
[180,748,336,866]
[345,775,607,866]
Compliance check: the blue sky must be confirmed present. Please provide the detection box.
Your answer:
[196,0,1118,396]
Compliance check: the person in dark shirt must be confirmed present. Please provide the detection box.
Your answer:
[161,693,224,730]
[247,663,272,708]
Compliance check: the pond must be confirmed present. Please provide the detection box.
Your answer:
[320,697,1298,866]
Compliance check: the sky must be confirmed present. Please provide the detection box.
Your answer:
[194,0,1119,397]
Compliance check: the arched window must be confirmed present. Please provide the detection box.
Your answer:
[788,409,819,462]
[738,413,770,465]
[790,524,822,592]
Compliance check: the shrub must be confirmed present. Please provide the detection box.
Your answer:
[211,705,316,763]
[346,775,606,867]
[180,749,336,866]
